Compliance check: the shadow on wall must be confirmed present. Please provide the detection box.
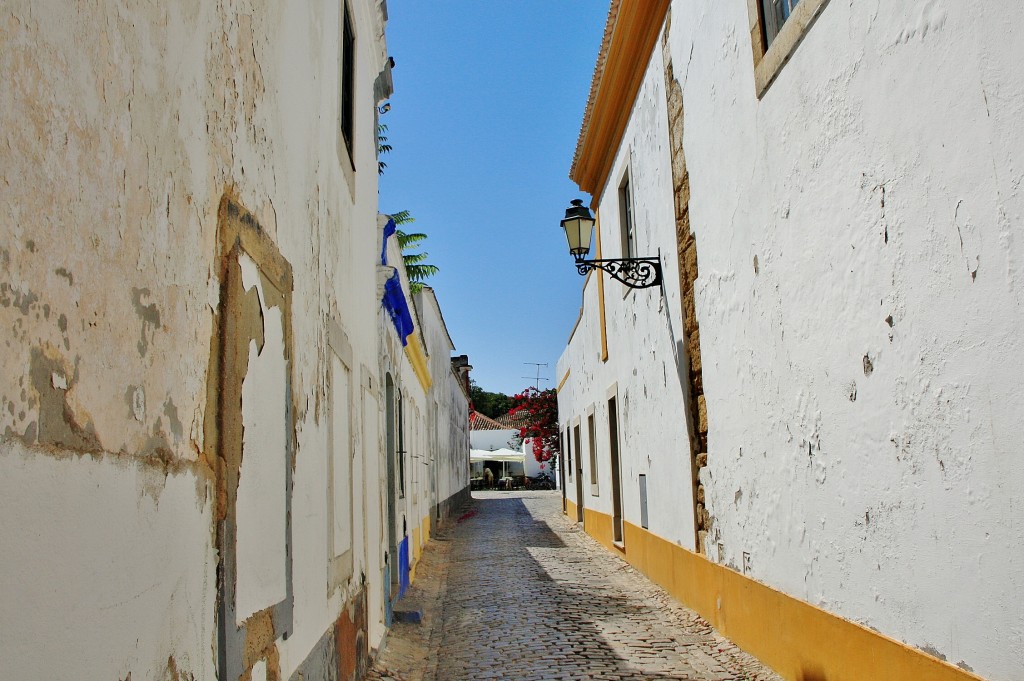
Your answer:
[799,669,827,681]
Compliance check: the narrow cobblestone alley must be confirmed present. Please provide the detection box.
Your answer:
[368,491,781,681]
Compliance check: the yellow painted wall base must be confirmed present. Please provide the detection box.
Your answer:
[583,507,623,555]
[572,507,984,681]
[408,515,433,584]
[410,527,421,582]
[565,498,579,523]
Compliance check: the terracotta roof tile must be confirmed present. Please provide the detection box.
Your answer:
[469,411,508,431]
[494,411,529,430]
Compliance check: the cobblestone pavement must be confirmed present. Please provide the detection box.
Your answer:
[367,491,781,681]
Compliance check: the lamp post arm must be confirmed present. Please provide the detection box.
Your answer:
[574,255,662,289]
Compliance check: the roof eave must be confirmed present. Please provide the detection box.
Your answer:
[570,0,671,203]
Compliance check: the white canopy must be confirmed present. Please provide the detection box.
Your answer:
[470,448,524,463]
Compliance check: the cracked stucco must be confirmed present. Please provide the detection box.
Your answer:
[1,0,393,678]
[667,0,1024,676]
[561,1,1021,677]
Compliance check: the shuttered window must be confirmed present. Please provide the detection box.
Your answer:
[340,2,355,158]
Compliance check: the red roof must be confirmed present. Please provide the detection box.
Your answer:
[494,411,529,430]
[469,411,509,431]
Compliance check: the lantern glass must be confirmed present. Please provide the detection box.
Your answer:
[560,200,595,259]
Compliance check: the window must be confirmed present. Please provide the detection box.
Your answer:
[587,413,599,496]
[328,351,354,590]
[397,391,405,499]
[761,0,800,48]
[747,0,831,97]
[213,198,297,671]
[607,395,623,544]
[618,172,636,259]
[340,1,355,158]
[564,426,572,480]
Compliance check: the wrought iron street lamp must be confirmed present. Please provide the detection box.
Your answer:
[559,199,662,289]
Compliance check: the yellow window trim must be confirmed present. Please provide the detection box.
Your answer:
[556,369,572,394]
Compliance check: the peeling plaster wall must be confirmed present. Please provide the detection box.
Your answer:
[236,252,288,625]
[416,288,471,513]
[557,38,697,548]
[665,0,1024,677]
[1,0,392,679]
[379,236,430,578]
[375,294,423,616]
[376,242,470,634]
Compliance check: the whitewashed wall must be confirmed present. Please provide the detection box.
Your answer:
[376,237,469,645]
[523,439,551,479]
[0,1,390,678]
[437,378,471,503]
[665,0,1024,677]
[416,288,471,514]
[376,233,418,643]
[557,40,697,547]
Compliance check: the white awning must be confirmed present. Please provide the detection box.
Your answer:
[470,448,524,463]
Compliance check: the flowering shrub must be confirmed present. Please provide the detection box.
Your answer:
[509,387,559,467]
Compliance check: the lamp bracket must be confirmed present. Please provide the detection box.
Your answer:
[574,255,662,289]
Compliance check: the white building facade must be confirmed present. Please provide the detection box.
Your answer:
[0,2,469,680]
[557,1,1024,680]
[376,231,472,636]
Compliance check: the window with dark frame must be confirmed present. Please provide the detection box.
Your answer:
[587,413,599,495]
[340,1,355,158]
[619,173,636,259]
[397,392,405,499]
[761,0,801,49]
[564,426,572,480]
[607,395,623,544]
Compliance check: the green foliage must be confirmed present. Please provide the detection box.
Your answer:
[379,127,439,293]
[469,380,514,419]
[390,210,438,294]
[377,123,391,175]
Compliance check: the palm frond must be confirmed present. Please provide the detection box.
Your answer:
[386,209,439,287]
[390,210,414,225]
[377,125,391,175]
[406,264,440,282]
[396,230,428,249]
[402,251,429,265]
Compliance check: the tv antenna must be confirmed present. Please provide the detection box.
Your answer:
[522,362,550,390]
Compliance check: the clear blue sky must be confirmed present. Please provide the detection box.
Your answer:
[379,1,609,397]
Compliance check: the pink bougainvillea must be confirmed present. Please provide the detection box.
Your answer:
[509,387,559,466]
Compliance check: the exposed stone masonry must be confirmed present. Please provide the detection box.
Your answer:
[660,15,712,553]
